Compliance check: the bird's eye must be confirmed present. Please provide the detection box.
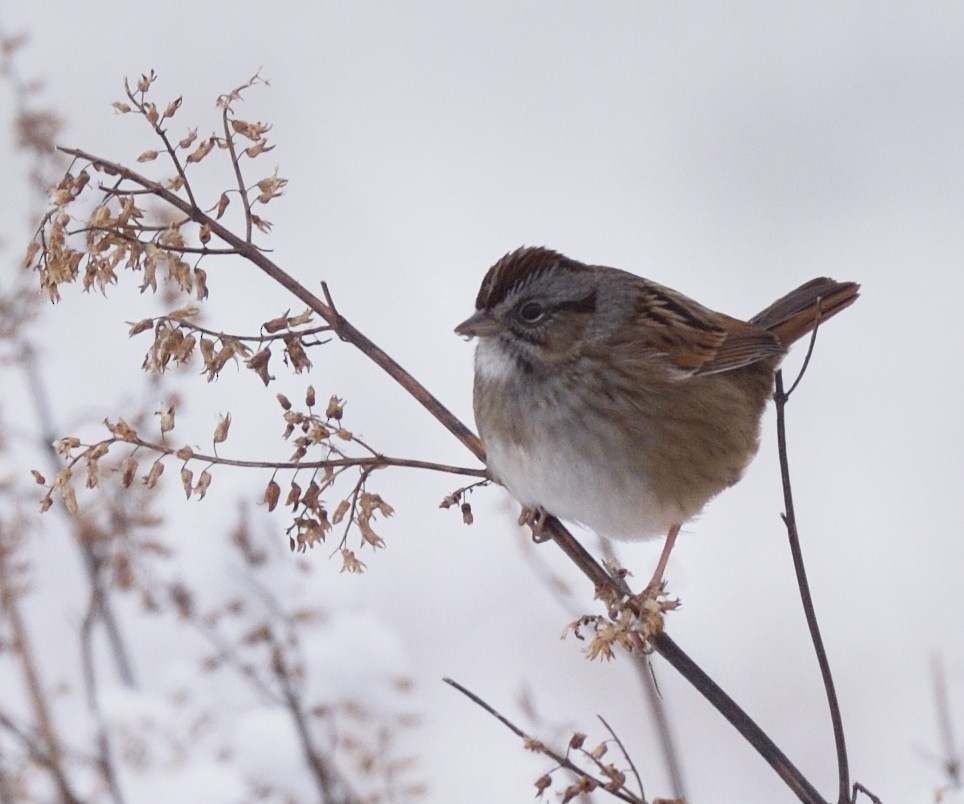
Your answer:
[517,301,546,324]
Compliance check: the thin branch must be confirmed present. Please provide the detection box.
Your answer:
[931,655,961,787]
[80,579,128,804]
[74,226,239,255]
[784,301,823,398]
[144,317,332,344]
[69,435,486,478]
[123,76,198,210]
[598,539,688,800]
[220,95,253,242]
[443,678,641,803]
[598,714,645,800]
[0,551,81,804]
[0,712,84,804]
[57,146,484,459]
[774,370,849,803]
[50,144,839,803]
[851,782,883,804]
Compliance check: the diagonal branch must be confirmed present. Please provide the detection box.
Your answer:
[55,144,832,804]
[59,146,484,460]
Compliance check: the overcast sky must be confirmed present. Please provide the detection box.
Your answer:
[2,3,963,803]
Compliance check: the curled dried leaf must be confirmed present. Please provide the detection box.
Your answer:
[87,442,109,461]
[263,479,281,512]
[245,349,273,386]
[215,192,230,219]
[158,406,175,434]
[60,483,78,514]
[194,268,208,301]
[213,412,231,444]
[561,778,596,803]
[128,318,155,336]
[85,456,99,489]
[185,136,215,164]
[244,141,275,158]
[175,445,194,460]
[358,518,385,549]
[144,459,165,488]
[105,418,138,441]
[288,309,313,327]
[180,466,194,498]
[31,469,46,485]
[276,393,291,410]
[283,335,311,373]
[325,396,344,420]
[263,313,290,333]
[461,502,474,525]
[137,149,159,162]
[301,481,321,512]
[22,240,41,268]
[122,456,138,488]
[163,96,183,119]
[195,469,212,499]
[53,437,81,456]
[255,172,288,203]
[250,214,272,233]
[169,304,200,321]
[305,385,316,407]
[340,549,366,574]
[332,499,351,525]
[199,336,216,365]
[285,481,302,508]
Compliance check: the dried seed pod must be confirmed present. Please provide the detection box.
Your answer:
[263,479,281,511]
[213,413,232,444]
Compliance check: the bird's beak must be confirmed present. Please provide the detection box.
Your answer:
[455,310,501,338]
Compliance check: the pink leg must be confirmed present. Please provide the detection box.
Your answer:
[647,523,681,590]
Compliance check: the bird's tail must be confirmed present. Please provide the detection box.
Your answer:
[751,277,860,347]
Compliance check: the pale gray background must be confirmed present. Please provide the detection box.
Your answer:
[1,3,962,803]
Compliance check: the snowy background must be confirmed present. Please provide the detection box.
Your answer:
[1,3,962,803]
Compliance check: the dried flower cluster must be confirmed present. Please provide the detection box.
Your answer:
[25,71,282,305]
[20,72,437,570]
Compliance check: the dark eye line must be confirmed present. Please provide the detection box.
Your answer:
[554,290,597,315]
[515,290,596,326]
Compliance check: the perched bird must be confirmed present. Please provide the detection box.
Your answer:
[456,247,858,587]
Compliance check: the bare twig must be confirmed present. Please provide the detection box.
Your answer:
[598,714,645,800]
[851,781,883,803]
[932,655,961,787]
[443,678,642,803]
[774,370,848,803]
[62,435,485,479]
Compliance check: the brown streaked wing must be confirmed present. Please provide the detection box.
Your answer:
[694,316,786,375]
[630,281,786,375]
[630,282,729,372]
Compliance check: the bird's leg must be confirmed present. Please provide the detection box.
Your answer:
[646,523,681,591]
[518,506,552,542]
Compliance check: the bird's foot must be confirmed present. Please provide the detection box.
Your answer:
[518,506,552,542]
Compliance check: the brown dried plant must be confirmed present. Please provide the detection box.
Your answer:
[21,69,879,804]
[24,70,486,575]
